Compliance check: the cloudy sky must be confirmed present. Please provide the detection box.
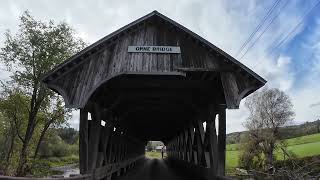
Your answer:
[0,0,320,133]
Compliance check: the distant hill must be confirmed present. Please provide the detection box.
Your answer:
[227,119,320,144]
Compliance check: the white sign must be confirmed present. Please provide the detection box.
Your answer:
[128,46,181,54]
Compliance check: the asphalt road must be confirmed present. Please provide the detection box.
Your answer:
[117,158,196,180]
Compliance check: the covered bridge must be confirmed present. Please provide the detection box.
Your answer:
[42,11,266,180]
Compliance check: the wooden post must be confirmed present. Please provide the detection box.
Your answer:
[188,123,195,164]
[194,119,205,166]
[206,105,218,179]
[79,109,88,174]
[102,125,112,166]
[217,104,226,176]
[88,105,102,172]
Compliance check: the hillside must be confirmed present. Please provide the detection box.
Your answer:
[227,119,320,144]
[226,133,320,171]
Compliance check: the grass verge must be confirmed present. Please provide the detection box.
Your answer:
[226,133,320,174]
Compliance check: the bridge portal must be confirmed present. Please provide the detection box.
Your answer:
[43,11,265,180]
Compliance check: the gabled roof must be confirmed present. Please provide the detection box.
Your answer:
[42,10,266,84]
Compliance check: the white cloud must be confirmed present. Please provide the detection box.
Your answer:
[0,0,319,133]
[68,110,80,130]
[227,102,249,133]
[285,17,320,125]
[291,86,320,124]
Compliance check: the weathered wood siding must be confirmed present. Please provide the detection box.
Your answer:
[48,22,224,108]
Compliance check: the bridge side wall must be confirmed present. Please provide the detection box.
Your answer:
[79,105,145,179]
[166,104,226,179]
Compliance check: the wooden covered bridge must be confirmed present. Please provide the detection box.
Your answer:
[42,11,265,180]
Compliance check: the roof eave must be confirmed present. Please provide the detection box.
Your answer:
[42,11,159,82]
[42,10,267,85]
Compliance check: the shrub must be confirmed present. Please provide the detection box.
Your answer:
[39,133,79,158]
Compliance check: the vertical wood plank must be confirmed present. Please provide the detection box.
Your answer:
[194,119,204,166]
[102,126,112,165]
[206,106,218,178]
[217,105,226,176]
[79,109,88,174]
[220,72,240,109]
[107,132,114,164]
[88,105,102,172]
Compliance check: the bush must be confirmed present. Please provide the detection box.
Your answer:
[57,128,79,144]
[39,133,79,158]
[29,159,53,177]
[272,155,320,179]
[274,155,320,171]
[52,143,70,157]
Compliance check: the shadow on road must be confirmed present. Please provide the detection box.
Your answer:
[116,158,206,180]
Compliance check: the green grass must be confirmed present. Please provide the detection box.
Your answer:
[145,151,167,159]
[226,133,320,172]
[30,155,79,177]
[226,149,240,171]
[45,154,79,167]
[226,143,240,151]
[287,141,320,157]
[285,133,320,146]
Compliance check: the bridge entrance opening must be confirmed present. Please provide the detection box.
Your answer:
[145,141,166,159]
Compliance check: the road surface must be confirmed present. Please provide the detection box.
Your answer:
[117,158,201,180]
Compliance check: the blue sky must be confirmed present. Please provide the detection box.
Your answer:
[0,0,319,133]
[280,5,319,89]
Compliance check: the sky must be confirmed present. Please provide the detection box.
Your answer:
[0,0,320,133]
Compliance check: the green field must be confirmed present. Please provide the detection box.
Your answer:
[226,133,320,171]
[145,151,167,159]
[144,134,320,173]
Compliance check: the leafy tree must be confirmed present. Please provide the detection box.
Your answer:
[239,134,264,170]
[0,88,29,175]
[239,87,295,170]
[146,141,153,151]
[317,119,320,133]
[33,95,72,159]
[0,11,85,176]
[57,127,79,145]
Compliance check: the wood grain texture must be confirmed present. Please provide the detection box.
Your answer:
[39,12,267,180]
[79,109,88,174]
[46,21,261,109]
[166,107,220,179]
[217,105,226,176]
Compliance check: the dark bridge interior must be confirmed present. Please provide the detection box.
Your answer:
[79,72,230,180]
[90,73,225,142]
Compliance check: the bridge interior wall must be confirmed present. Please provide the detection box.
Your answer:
[79,106,145,180]
[78,102,226,180]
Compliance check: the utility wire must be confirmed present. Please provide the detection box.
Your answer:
[268,0,320,56]
[239,0,290,60]
[235,0,282,57]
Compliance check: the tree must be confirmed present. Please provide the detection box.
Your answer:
[146,141,153,151]
[0,11,85,176]
[56,127,79,145]
[239,87,295,170]
[317,119,320,133]
[33,95,72,159]
[0,88,29,175]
